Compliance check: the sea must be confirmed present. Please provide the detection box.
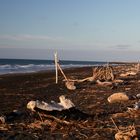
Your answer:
[0,59,107,75]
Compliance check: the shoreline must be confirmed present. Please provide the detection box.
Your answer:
[0,61,133,77]
[0,59,135,76]
[0,63,140,139]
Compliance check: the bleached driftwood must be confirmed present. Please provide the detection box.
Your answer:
[113,79,124,84]
[53,52,76,90]
[66,65,114,84]
[95,79,124,87]
[136,62,140,72]
[92,65,114,81]
[40,113,71,125]
[107,92,129,103]
[54,52,58,84]
[27,95,75,112]
[120,71,137,77]
[115,125,138,140]
[111,118,138,140]
[65,81,76,90]
[96,80,113,86]
[66,76,95,83]
[57,63,76,90]
[130,63,140,73]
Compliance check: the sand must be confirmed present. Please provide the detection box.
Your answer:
[0,64,140,139]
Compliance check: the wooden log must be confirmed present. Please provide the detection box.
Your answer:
[96,80,113,86]
[57,63,68,81]
[40,113,71,125]
[107,92,129,103]
[54,52,58,84]
[57,63,76,90]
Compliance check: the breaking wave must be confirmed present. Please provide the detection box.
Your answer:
[0,59,106,75]
[0,64,90,75]
[0,64,55,74]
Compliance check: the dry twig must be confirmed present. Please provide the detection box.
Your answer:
[40,113,72,125]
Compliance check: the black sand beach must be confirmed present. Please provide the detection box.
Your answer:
[0,64,140,139]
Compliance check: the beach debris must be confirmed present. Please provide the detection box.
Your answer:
[107,92,129,103]
[54,52,76,90]
[133,101,140,110]
[136,94,140,99]
[92,65,114,81]
[27,96,80,125]
[39,113,71,125]
[120,71,137,77]
[111,118,138,140]
[135,62,140,73]
[65,81,76,90]
[54,52,58,84]
[0,116,6,124]
[57,62,76,90]
[67,65,115,84]
[125,88,131,91]
[113,79,124,84]
[112,112,129,118]
[27,95,75,112]
[67,76,95,83]
[113,79,124,87]
[96,80,113,86]
[96,79,124,87]
[115,125,138,140]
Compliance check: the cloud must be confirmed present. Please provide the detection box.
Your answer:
[0,34,63,42]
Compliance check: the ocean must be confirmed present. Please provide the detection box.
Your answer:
[0,59,107,75]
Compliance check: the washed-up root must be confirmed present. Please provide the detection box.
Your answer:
[111,118,138,140]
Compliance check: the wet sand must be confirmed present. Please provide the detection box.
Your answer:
[0,64,140,139]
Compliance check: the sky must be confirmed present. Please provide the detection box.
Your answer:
[0,0,140,61]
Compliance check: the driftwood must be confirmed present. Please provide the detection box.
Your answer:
[96,80,113,86]
[130,63,140,73]
[120,71,137,77]
[57,63,76,90]
[58,62,137,89]
[92,65,114,81]
[65,66,124,88]
[27,95,75,126]
[54,52,58,84]
[113,79,124,84]
[119,63,140,77]
[67,65,114,84]
[65,81,76,90]
[67,76,94,83]
[111,118,138,140]
[107,92,129,103]
[136,62,140,72]
[27,95,75,112]
[40,113,71,125]
[115,125,138,140]
[53,52,76,90]
[57,62,115,89]
[95,79,124,87]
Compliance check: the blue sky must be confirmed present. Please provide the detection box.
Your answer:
[0,0,140,61]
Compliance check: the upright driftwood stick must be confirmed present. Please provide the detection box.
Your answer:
[54,52,58,84]
[137,61,140,72]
